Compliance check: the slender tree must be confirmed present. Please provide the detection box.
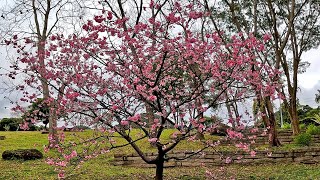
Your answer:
[0,0,87,144]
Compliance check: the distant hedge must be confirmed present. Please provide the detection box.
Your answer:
[0,118,37,131]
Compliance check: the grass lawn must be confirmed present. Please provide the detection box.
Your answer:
[0,131,320,179]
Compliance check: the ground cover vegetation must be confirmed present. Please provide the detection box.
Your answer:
[1,130,320,179]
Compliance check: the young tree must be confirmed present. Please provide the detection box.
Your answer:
[14,1,281,179]
[0,0,88,144]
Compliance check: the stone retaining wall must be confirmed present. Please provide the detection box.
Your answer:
[113,147,320,168]
[220,130,320,145]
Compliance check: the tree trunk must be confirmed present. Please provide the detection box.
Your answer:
[38,40,58,146]
[268,123,281,146]
[258,96,281,147]
[290,101,300,135]
[265,97,281,146]
[155,159,164,180]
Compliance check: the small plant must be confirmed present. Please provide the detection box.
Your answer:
[299,123,306,130]
[4,124,10,131]
[306,124,320,135]
[294,133,312,146]
[282,122,291,129]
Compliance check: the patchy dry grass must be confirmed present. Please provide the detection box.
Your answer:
[0,131,320,179]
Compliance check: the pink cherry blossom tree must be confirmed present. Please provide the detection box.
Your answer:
[9,1,279,179]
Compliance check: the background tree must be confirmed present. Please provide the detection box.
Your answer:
[0,0,88,144]
[203,0,282,146]
[22,98,49,130]
[203,0,320,136]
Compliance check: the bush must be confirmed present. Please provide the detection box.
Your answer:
[282,122,291,129]
[306,124,320,135]
[73,125,91,131]
[299,123,306,130]
[0,118,38,131]
[0,118,23,131]
[294,133,312,146]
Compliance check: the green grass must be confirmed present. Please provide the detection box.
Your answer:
[0,131,320,179]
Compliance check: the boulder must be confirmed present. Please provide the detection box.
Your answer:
[2,149,43,160]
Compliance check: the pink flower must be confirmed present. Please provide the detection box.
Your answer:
[225,157,232,164]
[94,15,105,23]
[70,150,77,158]
[128,114,141,122]
[148,95,157,101]
[46,158,55,165]
[120,120,129,126]
[263,34,271,42]
[148,138,158,143]
[250,150,256,157]
[107,11,113,20]
[58,171,65,179]
[56,161,67,167]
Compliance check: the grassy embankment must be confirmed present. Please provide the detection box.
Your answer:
[0,130,320,179]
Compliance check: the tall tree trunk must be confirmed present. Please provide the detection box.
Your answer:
[38,40,58,145]
[281,87,300,135]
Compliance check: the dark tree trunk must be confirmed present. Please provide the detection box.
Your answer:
[155,159,164,180]
[258,96,281,147]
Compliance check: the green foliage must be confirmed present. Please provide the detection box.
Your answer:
[298,104,320,126]
[282,122,291,129]
[23,98,49,129]
[299,123,306,130]
[0,118,23,131]
[73,125,91,130]
[306,124,320,135]
[294,133,312,146]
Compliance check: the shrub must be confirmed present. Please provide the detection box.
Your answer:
[282,122,291,129]
[299,123,306,130]
[73,125,91,131]
[294,133,312,146]
[0,118,23,131]
[0,118,38,131]
[306,124,320,135]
